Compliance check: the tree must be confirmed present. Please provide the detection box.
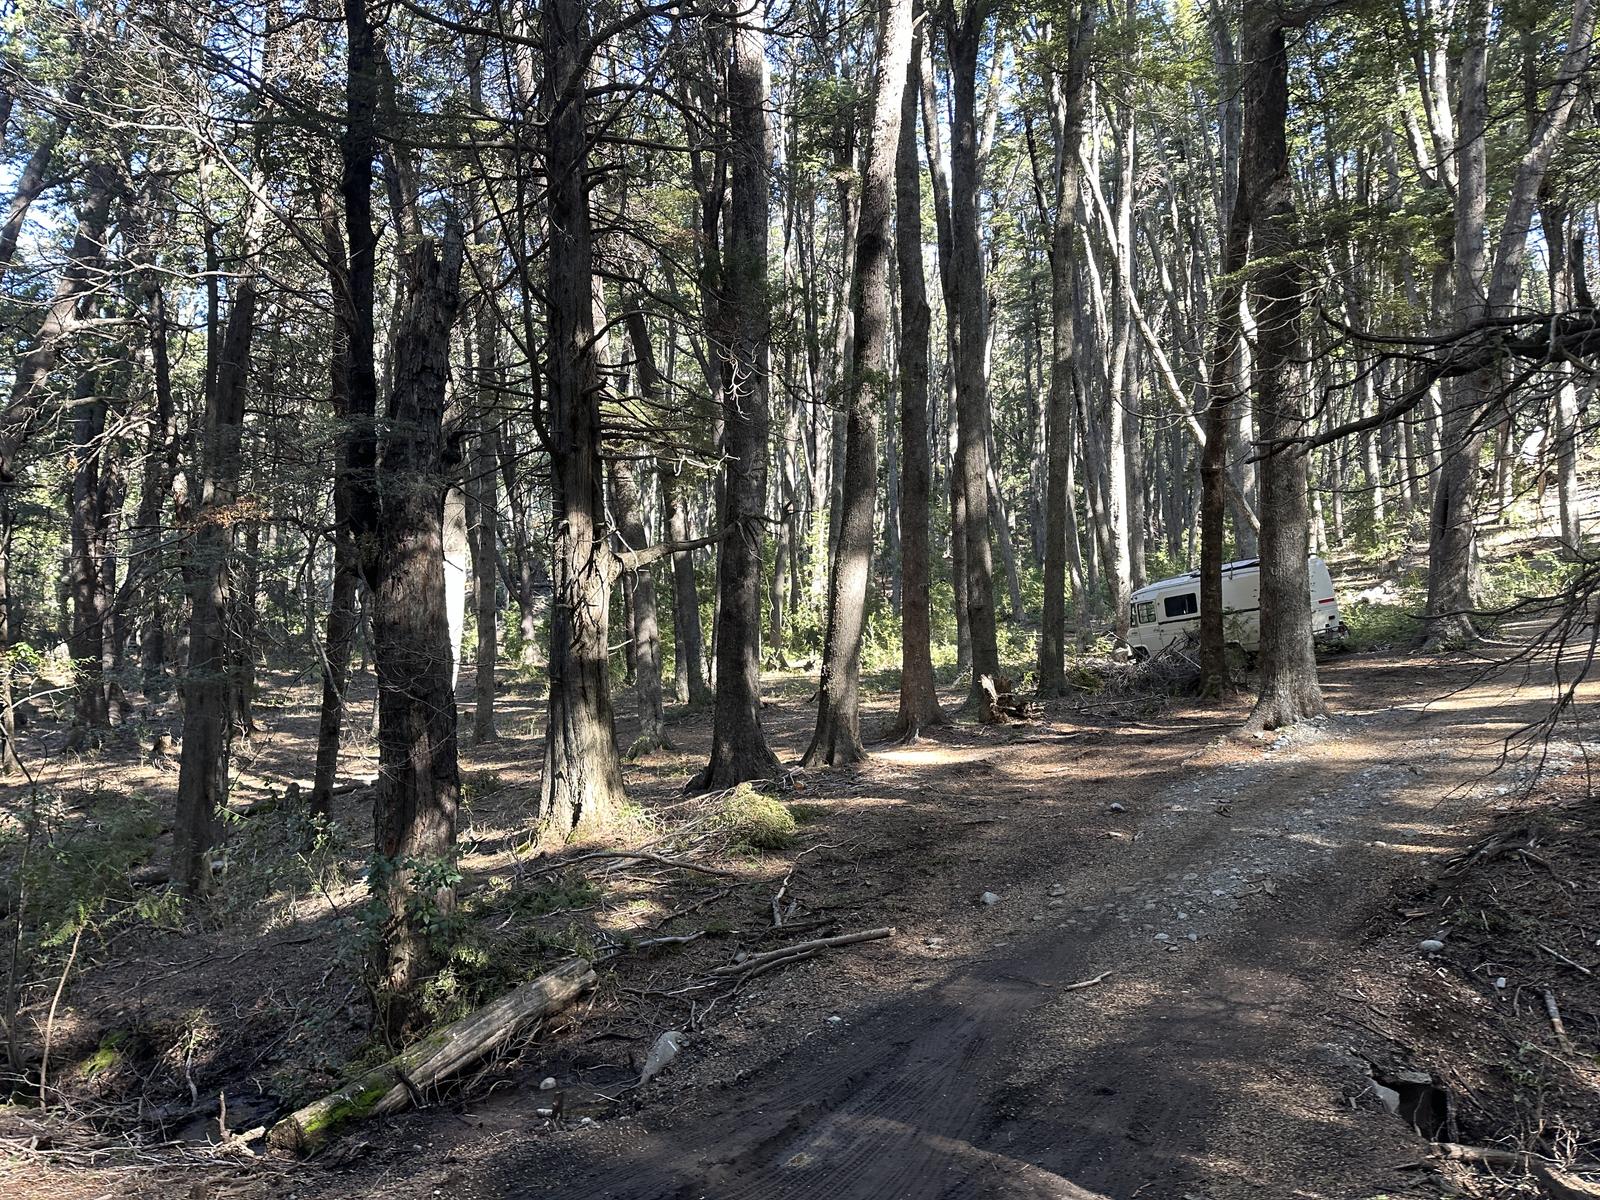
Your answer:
[888,12,945,740]
[940,0,1005,716]
[1423,0,1594,646]
[1238,3,1324,734]
[695,0,782,789]
[1035,1,1093,695]
[805,0,916,765]
[369,226,466,1036]
[536,0,628,837]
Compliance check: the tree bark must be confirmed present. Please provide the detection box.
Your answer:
[537,0,629,838]
[944,5,1004,715]
[889,16,944,739]
[694,0,781,788]
[1239,6,1325,734]
[804,0,914,765]
[1036,2,1093,695]
[371,229,466,1037]
[610,457,668,757]
[471,314,500,744]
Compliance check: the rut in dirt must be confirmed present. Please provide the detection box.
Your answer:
[452,682,1496,1200]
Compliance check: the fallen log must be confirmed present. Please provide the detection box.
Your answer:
[268,957,595,1155]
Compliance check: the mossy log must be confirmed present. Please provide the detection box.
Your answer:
[268,957,596,1155]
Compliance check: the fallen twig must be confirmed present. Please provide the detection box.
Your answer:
[1542,986,1575,1052]
[710,927,894,978]
[1538,943,1593,976]
[1062,970,1112,992]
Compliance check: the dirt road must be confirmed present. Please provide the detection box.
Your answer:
[312,648,1574,1200]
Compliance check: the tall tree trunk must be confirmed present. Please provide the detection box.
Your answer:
[1037,2,1093,694]
[610,458,668,756]
[1240,7,1324,734]
[537,0,629,835]
[67,365,111,733]
[498,427,545,669]
[1199,100,1253,695]
[311,203,360,820]
[0,166,114,775]
[945,7,1003,714]
[694,1,781,788]
[370,229,465,1037]
[1425,0,1593,643]
[804,0,914,765]
[890,16,943,739]
[471,314,500,743]
[174,211,264,894]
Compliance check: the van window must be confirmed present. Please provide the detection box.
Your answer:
[1137,601,1155,624]
[1163,592,1198,619]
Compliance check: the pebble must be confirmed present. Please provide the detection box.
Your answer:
[980,891,1001,906]
[1418,938,1445,954]
[539,1077,557,1091]
[1109,802,1125,813]
[1154,933,1171,942]
[1049,884,1067,896]
[827,1015,843,1024]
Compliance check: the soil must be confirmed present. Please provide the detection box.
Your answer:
[2,633,1597,1199]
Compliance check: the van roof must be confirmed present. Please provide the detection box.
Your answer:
[1132,558,1259,601]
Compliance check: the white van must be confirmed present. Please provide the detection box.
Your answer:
[1125,556,1345,660]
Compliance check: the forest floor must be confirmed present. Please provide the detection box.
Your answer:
[2,587,1598,1198]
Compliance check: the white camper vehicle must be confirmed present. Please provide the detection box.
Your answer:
[1125,556,1345,660]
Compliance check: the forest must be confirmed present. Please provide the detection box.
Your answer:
[1,0,1598,1196]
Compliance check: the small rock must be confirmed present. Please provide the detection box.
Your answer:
[1494,977,1507,989]
[1370,1081,1402,1116]
[1417,938,1445,954]
[826,1015,843,1024]
[1154,933,1171,942]
[1109,802,1125,813]
[579,1116,594,1126]
[539,1077,557,1091]
[1177,911,1188,920]
[980,891,1001,906]
[640,1030,683,1085]
[536,1107,554,1118]
[1049,884,1067,897]
[1187,932,1198,942]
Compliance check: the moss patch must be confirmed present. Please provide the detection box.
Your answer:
[714,784,796,852]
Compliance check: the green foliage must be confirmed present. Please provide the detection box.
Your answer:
[1476,551,1581,618]
[1343,600,1423,650]
[713,784,796,853]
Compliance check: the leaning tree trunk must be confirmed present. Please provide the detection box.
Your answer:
[370,230,465,1039]
[889,20,943,739]
[1239,7,1325,735]
[1036,2,1093,696]
[804,0,913,765]
[694,1,781,788]
[537,0,628,838]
